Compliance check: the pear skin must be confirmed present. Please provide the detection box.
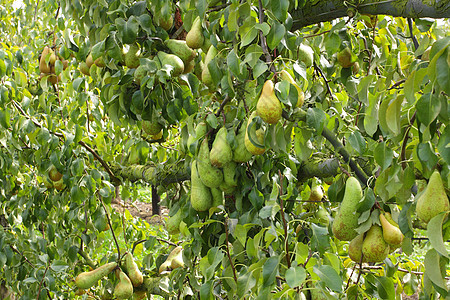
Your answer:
[279,70,305,108]
[380,213,404,247]
[362,225,389,263]
[186,16,204,49]
[48,165,63,182]
[337,47,354,68]
[211,187,224,207]
[159,246,183,274]
[125,44,140,69]
[233,125,253,163]
[39,46,52,74]
[124,252,144,287]
[142,120,162,135]
[244,112,265,155]
[197,139,224,188]
[75,262,117,290]
[114,270,134,299]
[331,177,362,241]
[209,127,233,167]
[416,170,450,224]
[85,54,94,68]
[202,45,218,89]
[157,51,185,77]
[166,209,182,235]
[298,44,314,67]
[348,234,366,263]
[256,80,282,124]
[165,39,196,64]
[80,61,90,76]
[309,184,324,202]
[170,247,185,269]
[191,159,213,211]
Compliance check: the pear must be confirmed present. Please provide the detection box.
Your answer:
[222,161,238,187]
[47,74,61,85]
[125,44,140,69]
[279,70,305,108]
[157,51,184,77]
[186,16,204,49]
[166,209,182,235]
[170,247,185,269]
[348,234,365,263]
[298,44,314,67]
[209,127,233,167]
[352,61,360,74]
[165,39,196,65]
[191,160,213,211]
[183,58,195,74]
[361,225,390,262]
[53,178,66,191]
[416,170,449,224]
[337,47,354,68]
[201,45,218,89]
[134,65,147,85]
[380,213,404,247]
[233,125,253,163]
[85,54,94,68]
[331,176,363,241]
[124,253,143,287]
[94,56,106,67]
[39,46,52,74]
[244,112,265,155]
[197,139,223,188]
[256,80,282,124]
[114,270,133,299]
[80,61,90,76]
[142,120,162,135]
[75,262,117,289]
[158,15,174,31]
[48,165,62,182]
[159,246,183,274]
[211,187,224,207]
[309,184,323,202]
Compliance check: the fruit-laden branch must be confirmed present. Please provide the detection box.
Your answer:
[291,0,450,30]
[297,157,339,181]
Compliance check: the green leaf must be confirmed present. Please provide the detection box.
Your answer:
[227,48,241,79]
[262,256,279,287]
[237,268,257,297]
[270,0,289,22]
[285,266,306,288]
[200,280,213,300]
[416,93,441,127]
[424,248,447,291]
[437,125,450,165]
[374,142,393,171]
[313,265,342,292]
[364,92,379,136]
[0,109,10,128]
[427,212,449,258]
[306,108,327,134]
[239,16,258,48]
[385,95,403,136]
[417,142,438,173]
[266,22,285,50]
[116,16,139,44]
[199,247,224,280]
[348,131,366,155]
[375,276,395,300]
[234,224,247,247]
[357,75,375,105]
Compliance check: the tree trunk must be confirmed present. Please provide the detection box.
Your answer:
[151,185,160,216]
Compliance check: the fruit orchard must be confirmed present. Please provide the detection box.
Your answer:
[0,0,449,299]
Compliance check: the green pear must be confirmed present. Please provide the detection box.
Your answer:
[114,270,133,299]
[186,16,204,49]
[53,178,66,191]
[39,46,52,74]
[244,112,265,155]
[197,139,223,188]
[279,70,305,108]
[331,176,363,241]
[125,44,140,69]
[79,61,90,76]
[75,262,117,290]
[348,233,365,263]
[124,253,143,287]
[352,61,360,74]
[48,165,62,182]
[134,65,147,85]
[211,187,224,207]
[157,51,184,77]
[298,44,314,67]
[209,127,233,167]
[166,209,182,235]
[233,125,253,163]
[183,58,195,74]
[165,39,196,65]
[256,80,282,124]
[361,225,389,263]
[94,56,106,67]
[416,170,449,224]
[337,47,354,68]
[170,247,185,269]
[157,14,173,31]
[86,54,94,68]
[191,160,213,211]
[309,184,323,202]
[142,120,162,135]
[380,213,404,247]
[222,161,238,187]
[201,45,218,89]
[159,246,183,274]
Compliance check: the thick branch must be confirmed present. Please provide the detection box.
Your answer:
[292,0,450,30]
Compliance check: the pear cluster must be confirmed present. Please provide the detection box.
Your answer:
[74,252,144,299]
[39,46,68,85]
[158,246,185,274]
[43,164,66,191]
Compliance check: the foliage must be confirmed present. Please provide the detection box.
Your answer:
[0,0,449,299]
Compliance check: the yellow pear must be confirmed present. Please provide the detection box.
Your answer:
[244,112,265,155]
[279,70,304,108]
[75,262,117,290]
[337,47,354,68]
[309,184,323,202]
[256,80,282,124]
[416,170,449,224]
[380,213,404,247]
[39,46,52,74]
[361,225,389,262]
[124,252,143,287]
[85,54,94,68]
[170,247,185,269]
[186,16,204,49]
[159,246,183,274]
[348,234,365,263]
[114,270,133,299]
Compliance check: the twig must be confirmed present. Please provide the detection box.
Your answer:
[407,18,419,51]
[278,170,291,269]
[339,165,351,177]
[156,237,178,247]
[207,3,231,12]
[303,30,331,39]
[9,245,35,268]
[388,79,406,90]
[101,201,121,261]
[361,265,450,279]
[314,62,333,99]
[215,95,231,117]
[33,0,40,22]
[36,264,49,300]
[258,0,276,74]
[224,217,238,282]
[400,112,416,169]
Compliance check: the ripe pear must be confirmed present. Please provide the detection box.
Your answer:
[256,80,282,124]
[348,234,366,263]
[165,39,196,65]
[331,176,363,241]
[94,56,106,67]
[85,54,94,68]
[380,213,404,247]
[244,112,265,155]
[191,160,213,211]
[361,225,389,262]
[39,46,52,74]
[279,70,305,108]
[337,47,354,68]
[209,127,233,167]
[157,51,184,77]
[416,170,449,224]
[159,246,183,274]
[124,253,143,287]
[201,45,218,89]
[233,125,253,163]
[186,16,204,49]
[114,270,133,299]
[211,187,224,207]
[48,165,62,182]
[197,139,223,188]
[75,262,117,290]
[298,44,314,67]
[166,209,182,235]
[80,61,90,76]
[125,44,140,69]
[142,120,162,135]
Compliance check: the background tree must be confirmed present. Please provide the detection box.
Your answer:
[0,0,449,299]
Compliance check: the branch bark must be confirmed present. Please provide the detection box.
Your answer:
[291,0,450,30]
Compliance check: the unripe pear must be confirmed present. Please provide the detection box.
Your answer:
[53,178,66,191]
[209,127,233,168]
[124,253,143,287]
[337,47,354,68]
[166,209,182,235]
[244,112,265,155]
[233,125,253,163]
[159,246,183,274]
[361,225,389,262]
[298,44,314,67]
[416,170,449,224]
[165,39,196,65]
[191,159,213,211]
[142,120,162,135]
[134,65,147,85]
[157,51,184,77]
[352,61,360,74]
[86,54,94,68]
[80,61,90,76]
[183,59,195,74]
[348,234,365,263]
[75,262,117,290]
[94,56,106,67]
[197,139,224,188]
[380,213,404,248]
[309,184,324,202]
[159,15,174,31]
[125,44,140,69]
[202,45,218,89]
[211,187,224,207]
[279,70,305,108]
[170,247,185,269]
[256,80,282,124]
[186,16,204,49]
[48,165,62,182]
[114,270,133,299]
